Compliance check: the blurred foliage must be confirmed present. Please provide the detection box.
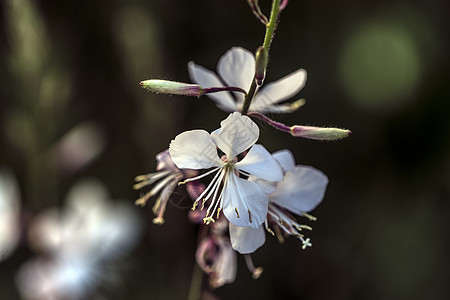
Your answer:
[1,0,449,299]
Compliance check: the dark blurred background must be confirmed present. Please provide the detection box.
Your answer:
[1,0,449,299]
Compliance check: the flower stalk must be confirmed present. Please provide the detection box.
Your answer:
[242,0,282,115]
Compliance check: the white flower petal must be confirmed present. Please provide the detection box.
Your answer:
[229,223,265,254]
[272,149,296,172]
[169,130,222,169]
[252,68,307,109]
[188,62,237,112]
[236,144,283,182]
[270,166,328,213]
[248,176,277,194]
[211,112,259,159]
[218,47,255,92]
[222,173,268,228]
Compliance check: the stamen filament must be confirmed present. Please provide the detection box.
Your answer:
[178,166,221,185]
[134,170,172,189]
[243,254,264,279]
[149,174,178,197]
[205,169,226,213]
[206,169,227,221]
[190,167,223,209]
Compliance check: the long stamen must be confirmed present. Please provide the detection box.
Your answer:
[178,166,221,185]
[203,170,226,224]
[243,254,264,279]
[191,167,223,210]
[205,169,226,219]
[149,174,178,197]
[264,220,275,236]
[134,170,172,189]
[270,205,305,235]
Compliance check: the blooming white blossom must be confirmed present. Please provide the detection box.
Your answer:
[229,149,328,254]
[169,112,283,228]
[16,179,142,300]
[188,47,307,113]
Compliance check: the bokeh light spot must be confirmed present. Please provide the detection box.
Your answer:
[339,21,422,112]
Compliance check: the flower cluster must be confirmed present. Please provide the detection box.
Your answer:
[135,0,350,290]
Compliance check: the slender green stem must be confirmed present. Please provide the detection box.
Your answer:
[187,260,203,300]
[187,225,209,300]
[263,0,281,52]
[241,0,282,115]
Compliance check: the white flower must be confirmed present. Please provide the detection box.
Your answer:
[229,149,328,254]
[188,47,307,113]
[16,179,142,300]
[169,112,283,228]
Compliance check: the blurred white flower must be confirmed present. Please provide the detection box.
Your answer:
[189,47,306,113]
[16,179,142,300]
[229,150,328,253]
[0,168,20,263]
[46,122,106,176]
[169,112,283,228]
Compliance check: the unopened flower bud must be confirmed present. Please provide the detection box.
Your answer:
[280,0,289,10]
[255,46,267,86]
[291,126,351,140]
[140,80,203,96]
[248,112,351,140]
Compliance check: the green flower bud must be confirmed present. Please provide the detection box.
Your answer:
[140,80,203,96]
[291,126,351,140]
[255,46,268,86]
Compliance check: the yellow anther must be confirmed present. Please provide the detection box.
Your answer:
[203,216,215,225]
[293,224,303,232]
[134,174,150,182]
[252,267,264,280]
[235,208,240,218]
[152,217,165,225]
[248,210,252,223]
[302,212,317,221]
[133,181,148,190]
[216,207,222,219]
[191,201,199,211]
[135,198,146,207]
[152,198,162,214]
[300,224,313,231]
[288,98,306,111]
[201,198,206,210]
